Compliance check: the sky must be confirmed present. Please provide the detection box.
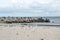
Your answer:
[0,0,60,17]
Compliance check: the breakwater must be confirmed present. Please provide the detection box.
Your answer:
[0,17,50,23]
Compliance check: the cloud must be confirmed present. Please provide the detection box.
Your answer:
[0,0,60,16]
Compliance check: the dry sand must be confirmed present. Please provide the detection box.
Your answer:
[0,24,60,40]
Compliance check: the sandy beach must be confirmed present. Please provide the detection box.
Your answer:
[0,24,60,40]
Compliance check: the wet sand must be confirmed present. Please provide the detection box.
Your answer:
[0,24,60,40]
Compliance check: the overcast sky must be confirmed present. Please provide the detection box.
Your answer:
[0,0,60,17]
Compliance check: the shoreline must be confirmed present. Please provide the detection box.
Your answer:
[0,23,60,26]
[0,23,60,27]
